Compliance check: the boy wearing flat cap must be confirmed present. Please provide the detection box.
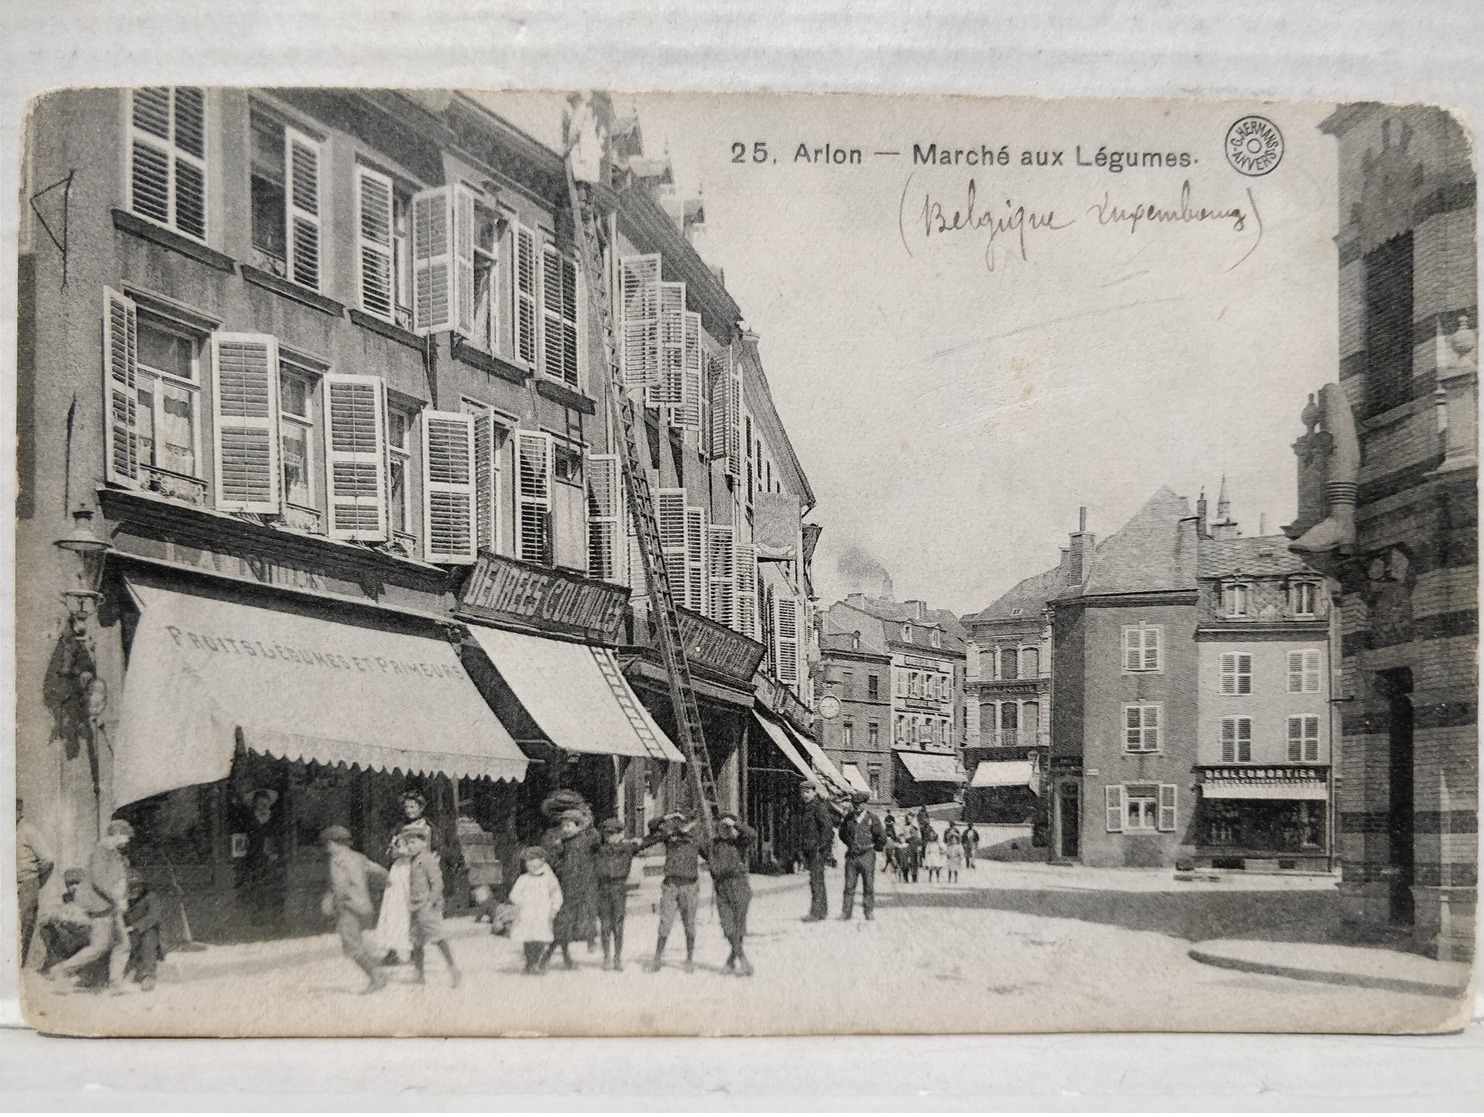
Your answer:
[320,825,388,993]
[593,818,642,971]
[838,790,887,921]
[640,810,703,972]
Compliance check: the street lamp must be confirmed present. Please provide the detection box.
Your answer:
[54,506,111,622]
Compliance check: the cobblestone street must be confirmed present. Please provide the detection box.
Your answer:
[23,863,1469,1037]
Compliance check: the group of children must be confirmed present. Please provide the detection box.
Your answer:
[882,818,979,884]
[320,795,759,993]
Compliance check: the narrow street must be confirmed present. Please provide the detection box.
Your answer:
[23,862,1466,1038]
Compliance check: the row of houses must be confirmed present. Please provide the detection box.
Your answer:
[16,87,833,941]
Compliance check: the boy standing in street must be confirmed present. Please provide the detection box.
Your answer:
[403,827,460,988]
[704,812,757,976]
[838,790,887,921]
[320,825,388,994]
[594,818,642,971]
[123,871,165,991]
[641,811,703,973]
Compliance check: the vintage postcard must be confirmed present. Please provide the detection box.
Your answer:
[11,88,1477,1037]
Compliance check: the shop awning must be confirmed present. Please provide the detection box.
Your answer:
[115,582,529,807]
[752,713,815,782]
[783,723,854,797]
[840,763,873,797]
[896,748,967,784]
[465,624,683,763]
[1202,778,1328,800]
[970,760,1038,791]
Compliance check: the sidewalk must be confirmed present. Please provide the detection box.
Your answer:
[1188,939,1473,1000]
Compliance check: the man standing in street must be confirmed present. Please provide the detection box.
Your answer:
[798,781,834,922]
[16,798,54,970]
[838,790,886,921]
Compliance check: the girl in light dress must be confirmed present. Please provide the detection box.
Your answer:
[374,790,433,964]
[944,828,965,883]
[921,825,946,882]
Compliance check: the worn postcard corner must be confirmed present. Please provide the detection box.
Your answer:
[12,87,1478,1038]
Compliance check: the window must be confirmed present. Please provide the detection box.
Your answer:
[135,313,202,481]
[867,765,881,799]
[841,669,854,696]
[1122,624,1163,672]
[1023,647,1039,678]
[1290,581,1319,617]
[1221,716,1253,763]
[1124,704,1160,752]
[1220,653,1253,695]
[1363,232,1414,418]
[386,405,413,540]
[1288,650,1322,693]
[1001,702,1018,747]
[867,674,880,700]
[128,87,206,241]
[1222,583,1250,617]
[541,245,580,388]
[868,723,879,748]
[278,357,319,513]
[1288,715,1321,762]
[1023,701,1040,741]
[895,715,905,743]
[515,430,554,565]
[851,632,861,651]
[908,671,920,698]
[470,201,502,354]
[930,629,941,648]
[1105,784,1177,833]
[902,624,913,644]
[1001,648,1018,680]
[843,721,854,748]
[249,110,321,290]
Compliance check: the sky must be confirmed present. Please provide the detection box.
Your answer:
[481,92,1340,616]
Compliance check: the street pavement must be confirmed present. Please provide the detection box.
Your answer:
[20,860,1471,1037]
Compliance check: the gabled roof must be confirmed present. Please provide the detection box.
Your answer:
[1198,535,1318,579]
[1060,487,1199,599]
[840,595,969,646]
[963,561,1071,625]
[823,602,890,656]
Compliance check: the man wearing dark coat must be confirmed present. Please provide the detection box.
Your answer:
[798,781,835,922]
[838,790,887,921]
[542,808,601,970]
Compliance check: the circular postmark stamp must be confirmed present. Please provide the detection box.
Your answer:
[1225,115,1284,176]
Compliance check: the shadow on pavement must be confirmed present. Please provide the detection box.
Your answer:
[879,885,1421,952]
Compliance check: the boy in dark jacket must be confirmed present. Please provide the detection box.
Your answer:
[594,818,642,971]
[404,827,460,988]
[321,825,388,993]
[838,790,887,921]
[704,813,757,976]
[123,871,165,991]
[640,811,702,972]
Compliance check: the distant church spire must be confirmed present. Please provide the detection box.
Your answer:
[1211,475,1240,539]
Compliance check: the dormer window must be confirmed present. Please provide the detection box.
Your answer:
[1290,580,1320,618]
[1222,582,1250,618]
[930,628,941,648]
[851,631,861,651]
[902,623,913,643]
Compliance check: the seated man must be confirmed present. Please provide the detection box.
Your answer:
[124,871,166,991]
[38,869,94,979]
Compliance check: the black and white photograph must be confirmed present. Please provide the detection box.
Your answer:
[9,83,1477,1039]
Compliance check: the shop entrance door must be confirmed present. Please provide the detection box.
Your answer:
[1058,783,1080,860]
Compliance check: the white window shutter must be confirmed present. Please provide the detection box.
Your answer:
[1158,784,1177,832]
[671,311,703,430]
[1105,785,1124,832]
[726,346,743,477]
[472,411,503,556]
[411,186,452,334]
[684,505,708,613]
[708,352,728,457]
[735,541,759,639]
[541,246,580,389]
[323,373,388,540]
[707,525,736,627]
[102,287,142,486]
[421,410,477,564]
[773,594,800,684]
[355,165,395,322]
[619,254,661,388]
[515,225,537,365]
[211,333,281,513]
[649,281,686,407]
[284,127,321,292]
[1123,626,1139,671]
[453,185,476,338]
[587,453,623,582]
[1145,626,1161,670]
[513,430,553,565]
[654,488,687,552]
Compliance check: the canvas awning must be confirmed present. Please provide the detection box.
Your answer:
[840,763,874,797]
[115,582,529,807]
[970,760,1038,792]
[895,748,967,784]
[752,713,815,782]
[783,722,854,797]
[1201,778,1328,800]
[465,624,683,763]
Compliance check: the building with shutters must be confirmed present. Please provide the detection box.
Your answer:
[1285,104,1476,959]
[814,628,895,805]
[14,87,818,942]
[817,595,968,808]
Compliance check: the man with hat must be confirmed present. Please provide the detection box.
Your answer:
[705,812,758,976]
[838,790,887,921]
[593,818,643,971]
[639,810,704,972]
[798,780,835,922]
[320,825,389,993]
[57,818,134,989]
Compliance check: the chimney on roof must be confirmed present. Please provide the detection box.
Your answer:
[1068,507,1095,585]
[1259,512,1268,536]
[846,593,869,610]
[1196,488,1208,538]
[905,600,927,620]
